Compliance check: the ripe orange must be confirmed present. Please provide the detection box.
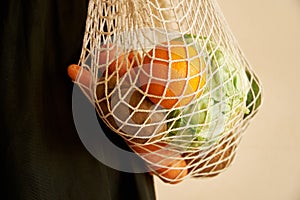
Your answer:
[98,44,142,77]
[129,142,188,183]
[108,50,142,77]
[140,40,206,109]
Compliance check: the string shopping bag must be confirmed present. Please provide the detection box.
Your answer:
[68,0,262,184]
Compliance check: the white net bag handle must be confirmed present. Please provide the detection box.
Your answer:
[68,0,263,184]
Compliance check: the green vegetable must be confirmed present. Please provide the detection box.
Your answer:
[167,34,251,150]
[244,70,262,118]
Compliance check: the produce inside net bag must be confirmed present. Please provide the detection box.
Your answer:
[67,0,262,184]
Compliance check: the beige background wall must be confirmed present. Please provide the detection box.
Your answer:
[154,0,300,199]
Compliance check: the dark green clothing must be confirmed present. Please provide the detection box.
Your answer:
[0,1,156,199]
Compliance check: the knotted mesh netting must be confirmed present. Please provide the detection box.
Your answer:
[71,0,262,184]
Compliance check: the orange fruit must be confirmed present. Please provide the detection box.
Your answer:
[107,50,142,77]
[139,40,206,109]
[129,142,188,183]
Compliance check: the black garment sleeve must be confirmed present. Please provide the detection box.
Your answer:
[0,1,156,199]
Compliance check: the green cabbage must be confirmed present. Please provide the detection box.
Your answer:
[167,34,250,150]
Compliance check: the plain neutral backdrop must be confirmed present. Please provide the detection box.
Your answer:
[154,0,300,200]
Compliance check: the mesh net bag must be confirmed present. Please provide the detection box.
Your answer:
[68,0,263,184]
